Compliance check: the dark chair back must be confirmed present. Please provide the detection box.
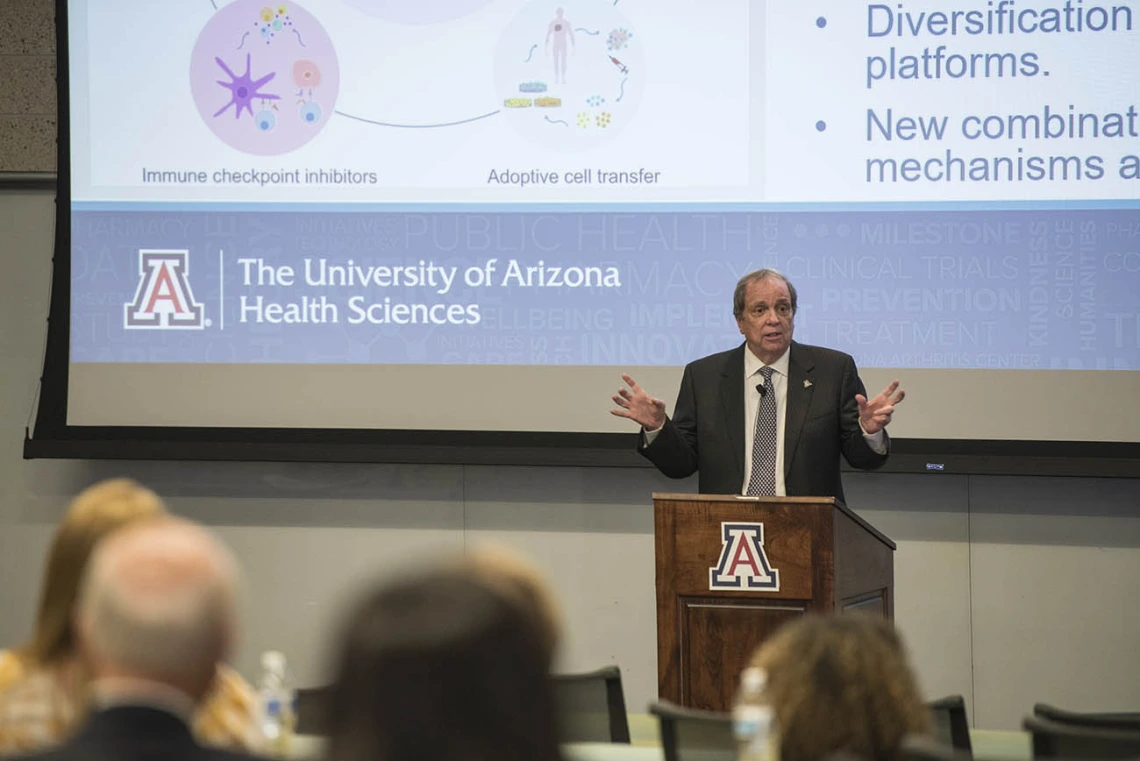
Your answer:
[927,695,972,756]
[1035,704,1140,732]
[1024,715,1140,758]
[552,665,631,743]
[295,685,332,736]
[649,700,736,761]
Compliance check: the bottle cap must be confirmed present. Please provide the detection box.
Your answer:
[740,666,767,692]
[262,650,287,675]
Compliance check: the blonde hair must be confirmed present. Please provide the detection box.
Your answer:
[749,614,930,761]
[23,479,167,665]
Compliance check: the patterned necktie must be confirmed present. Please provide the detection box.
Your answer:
[747,366,777,496]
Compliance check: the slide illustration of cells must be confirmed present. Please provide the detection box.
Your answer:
[495,1,642,151]
[294,59,322,90]
[212,54,280,120]
[606,27,632,51]
[191,0,338,155]
[300,101,322,123]
[255,5,294,44]
[292,59,323,124]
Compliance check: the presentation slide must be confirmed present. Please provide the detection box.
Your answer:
[64,0,1140,442]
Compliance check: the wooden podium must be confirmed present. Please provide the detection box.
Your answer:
[654,493,896,712]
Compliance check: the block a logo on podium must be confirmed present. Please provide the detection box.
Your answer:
[709,522,780,591]
[124,249,206,329]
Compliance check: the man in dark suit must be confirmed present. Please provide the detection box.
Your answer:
[4,518,264,761]
[611,269,903,502]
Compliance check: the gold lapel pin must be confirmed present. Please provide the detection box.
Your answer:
[803,379,813,388]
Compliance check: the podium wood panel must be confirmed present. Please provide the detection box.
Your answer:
[655,493,895,712]
[681,599,805,711]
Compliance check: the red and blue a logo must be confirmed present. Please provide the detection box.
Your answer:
[124,249,205,329]
[709,522,780,591]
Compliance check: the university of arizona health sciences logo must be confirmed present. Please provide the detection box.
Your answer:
[709,522,780,591]
[124,249,206,329]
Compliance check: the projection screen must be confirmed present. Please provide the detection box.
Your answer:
[27,0,1140,472]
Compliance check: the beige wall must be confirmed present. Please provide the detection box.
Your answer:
[0,0,56,174]
[2,0,1139,730]
[5,187,1140,731]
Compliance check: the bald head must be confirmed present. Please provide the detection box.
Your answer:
[77,518,240,701]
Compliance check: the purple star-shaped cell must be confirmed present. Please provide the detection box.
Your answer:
[213,53,279,120]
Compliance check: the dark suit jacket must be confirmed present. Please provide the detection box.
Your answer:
[641,341,888,502]
[3,705,266,761]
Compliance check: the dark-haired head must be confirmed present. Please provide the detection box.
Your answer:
[326,571,563,761]
[732,269,798,319]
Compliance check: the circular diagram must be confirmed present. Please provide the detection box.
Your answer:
[494,2,643,152]
[190,1,339,155]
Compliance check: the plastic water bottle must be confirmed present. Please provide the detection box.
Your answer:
[733,666,778,761]
[258,650,296,756]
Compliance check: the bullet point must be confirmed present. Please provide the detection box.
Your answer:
[815,120,827,132]
[816,16,827,28]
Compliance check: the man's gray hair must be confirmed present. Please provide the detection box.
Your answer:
[732,269,798,318]
[78,518,239,683]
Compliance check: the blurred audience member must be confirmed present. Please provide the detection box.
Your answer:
[2,518,265,761]
[460,544,563,666]
[749,613,930,761]
[0,479,261,752]
[326,569,562,761]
